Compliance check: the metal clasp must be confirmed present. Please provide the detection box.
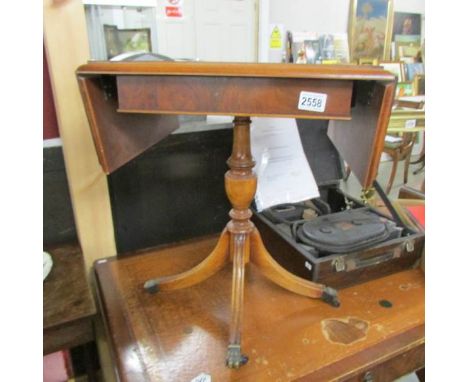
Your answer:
[360,188,376,205]
[333,257,346,272]
[405,239,415,252]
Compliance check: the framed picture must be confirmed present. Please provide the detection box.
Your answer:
[413,74,425,95]
[405,62,425,82]
[395,81,414,98]
[396,41,421,60]
[379,61,404,82]
[303,39,320,64]
[103,24,120,59]
[348,0,394,62]
[104,24,152,59]
[358,57,379,65]
[392,12,421,40]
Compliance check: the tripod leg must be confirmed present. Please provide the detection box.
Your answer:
[224,116,256,368]
[386,151,399,194]
[225,233,249,368]
[250,228,339,307]
[144,229,230,293]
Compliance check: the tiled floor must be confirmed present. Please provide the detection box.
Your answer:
[342,155,425,200]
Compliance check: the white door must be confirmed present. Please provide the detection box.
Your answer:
[156,0,257,62]
[194,0,257,62]
[156,0,197,60]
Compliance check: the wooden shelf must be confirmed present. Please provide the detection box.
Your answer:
[43,243,96,354]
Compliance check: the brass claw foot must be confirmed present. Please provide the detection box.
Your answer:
[321,286,340,307]
[225,345,248,369]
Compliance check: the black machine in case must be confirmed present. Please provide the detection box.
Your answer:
[252,119,424,289]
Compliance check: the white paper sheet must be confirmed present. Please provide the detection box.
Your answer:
[251,118,320,211]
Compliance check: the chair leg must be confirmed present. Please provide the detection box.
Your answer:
[413,154,425,175]
[386,152,399,194]
[404,152,412,185]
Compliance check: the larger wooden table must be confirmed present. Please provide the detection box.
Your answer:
[95,235,424,382]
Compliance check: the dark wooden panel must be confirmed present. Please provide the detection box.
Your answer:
[43,146,77,245]
[108,123,343,255]
[44,318,94,355]
[78,76,180,173]
[108,128,233,254]
[117,76,353,119]
[329,81,395,189]
[43,243,96,354]
[297,119,344,186]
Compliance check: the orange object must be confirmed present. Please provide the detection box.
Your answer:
[406,205,425,228]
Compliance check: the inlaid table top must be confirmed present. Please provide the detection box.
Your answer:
[94,235,424,382]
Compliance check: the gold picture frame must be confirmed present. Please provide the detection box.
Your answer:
[395,81,414,98]
[104,24,152,59]
[348,0,394,62]
[396,41,420,60]
[413,74,425,95]
[358,57,379,66]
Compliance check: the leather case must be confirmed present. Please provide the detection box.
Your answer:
[252,119,424,289]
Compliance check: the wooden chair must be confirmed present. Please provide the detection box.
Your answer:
[411,131,425,175]
[383,132,417,193]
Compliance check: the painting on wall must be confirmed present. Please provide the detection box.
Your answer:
[348,0,393,62]
[391,12,422,59]
[104,24,152,59]
[392,12,421,40]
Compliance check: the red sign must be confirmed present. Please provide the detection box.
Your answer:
[165,6,183,18]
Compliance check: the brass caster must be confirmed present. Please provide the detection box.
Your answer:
[143,279,160,294]
[225,344,248,369]
[321,286,340,307]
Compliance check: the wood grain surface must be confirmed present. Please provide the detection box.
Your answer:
[116,76,353,120]
[77,61,395,82]
[43,243,96,354]
[95,235,424,382]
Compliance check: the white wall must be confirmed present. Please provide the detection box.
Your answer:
[269,0,350,36]
[268,0,424,38]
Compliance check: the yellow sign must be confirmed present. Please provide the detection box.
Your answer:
[269,26,282,49]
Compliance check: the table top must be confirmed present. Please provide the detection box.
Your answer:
[94,235,425,382]
[77,61,395,81]
[43,243,96,331]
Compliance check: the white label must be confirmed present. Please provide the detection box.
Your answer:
[298,91,327,112]
[305,261,312,271]
[405,119,417,129]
